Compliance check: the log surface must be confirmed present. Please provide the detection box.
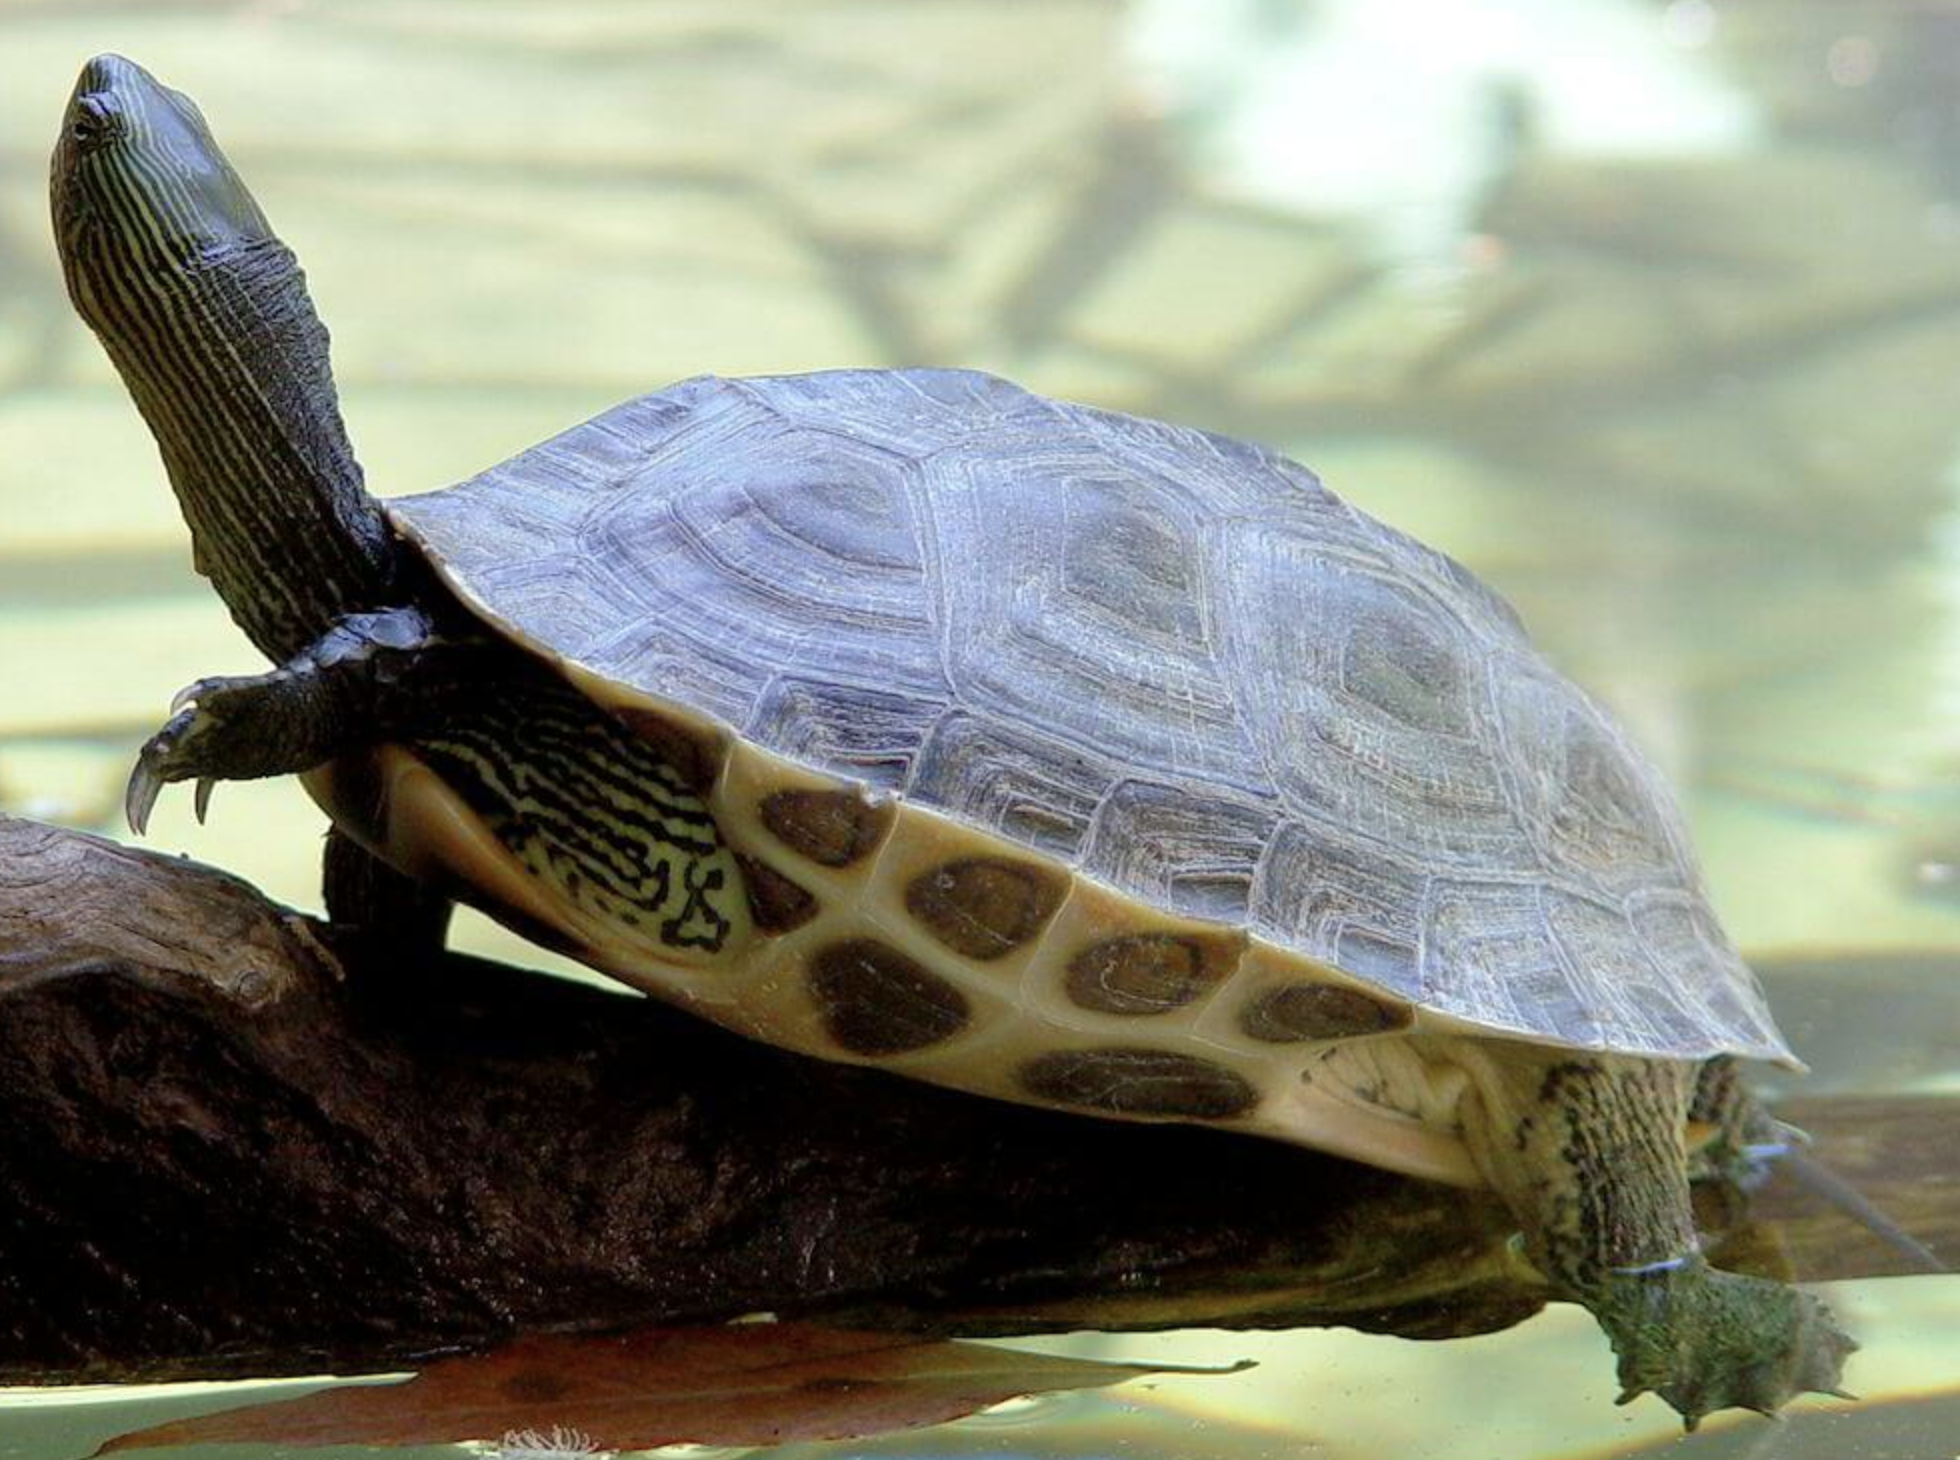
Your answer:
[0,816,1946,1385]
[0,816,1535,1383]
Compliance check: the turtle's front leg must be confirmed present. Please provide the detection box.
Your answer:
[133,603,478,962]
[126,605,455,832]
[1456,1042,1854,1429]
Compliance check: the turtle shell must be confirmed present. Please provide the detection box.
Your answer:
[387,368,1790,1068]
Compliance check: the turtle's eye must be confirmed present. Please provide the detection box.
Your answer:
[68,93,120,151]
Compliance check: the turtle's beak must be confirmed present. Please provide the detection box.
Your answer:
[52,53,273,325]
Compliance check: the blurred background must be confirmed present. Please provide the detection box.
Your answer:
[0,2,1956,1457]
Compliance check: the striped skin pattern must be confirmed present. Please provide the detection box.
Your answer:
[52,55,399,665]
[53,55,750,960]
[412,672,745,956]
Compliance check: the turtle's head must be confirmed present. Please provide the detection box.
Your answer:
[49,54,399,664]
[52,54,273,330]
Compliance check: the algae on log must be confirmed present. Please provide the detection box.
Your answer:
[0,816,1941,1385]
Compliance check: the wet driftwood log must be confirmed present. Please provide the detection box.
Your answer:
[0,815,1945,1384]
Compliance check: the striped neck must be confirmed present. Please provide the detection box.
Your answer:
[84,229,400,663]
[52,53,405,665]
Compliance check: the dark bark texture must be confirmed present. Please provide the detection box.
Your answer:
[0,816,1945,1385]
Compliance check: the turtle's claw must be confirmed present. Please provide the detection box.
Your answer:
[124,760,164,836]
[126,670,325,833]
[124,702,206,835]
[125,701,197,830]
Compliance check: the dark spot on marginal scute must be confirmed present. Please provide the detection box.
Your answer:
[808,939,971,1055]
[905,856,1067,960]
[612,705,724,793]
[1238,982,1411,1043]
[737,853,818,933]
[760,787,895,866]
[1018,1047,1258,1119]
[1064,933,1235,1015]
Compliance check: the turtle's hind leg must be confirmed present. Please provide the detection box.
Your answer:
[324,827,453,968]
[1454,1041,1855,1429]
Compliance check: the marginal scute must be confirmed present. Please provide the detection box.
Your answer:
[736,853,818,934]
[611,705,723,793]
[1018,1047,1259,1119]
[760,787,894,866]
[1064,932,1239,1015]
[808,939,971,1055]
[1239,982,1412,1043]
[905,856,1068,960]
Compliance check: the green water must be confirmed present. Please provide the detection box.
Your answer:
[1,1,1956,1456]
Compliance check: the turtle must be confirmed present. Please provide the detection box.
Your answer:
[51,54,1852,1426]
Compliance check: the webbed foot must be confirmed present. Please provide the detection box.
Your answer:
[1597,1256,1856,1428]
